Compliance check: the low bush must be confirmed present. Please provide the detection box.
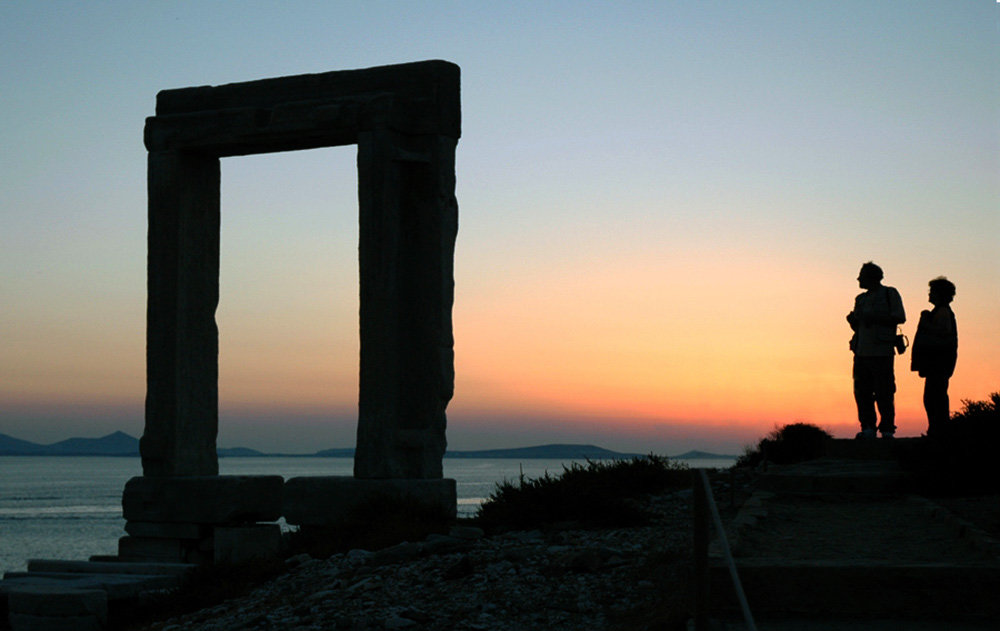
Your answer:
[475,454,689,533]
[950,391,1000,433]
[736,422,833,467]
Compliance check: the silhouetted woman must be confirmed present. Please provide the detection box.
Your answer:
[910,277,958,436]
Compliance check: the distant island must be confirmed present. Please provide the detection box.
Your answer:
[0,431,735,460]
[0,431,140,457]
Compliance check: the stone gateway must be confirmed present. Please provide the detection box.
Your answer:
[123,60,460,563]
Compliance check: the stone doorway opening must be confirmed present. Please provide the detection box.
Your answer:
[218,147,360,455]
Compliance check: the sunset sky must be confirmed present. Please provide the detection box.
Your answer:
[2,1,998,455]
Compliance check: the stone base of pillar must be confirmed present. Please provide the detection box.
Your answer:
[119,476,284,566]
[125,521,209,540]
[283,476,456,527]
[118,535,211,565]
[120,523,283,565]
[122,475,283,524]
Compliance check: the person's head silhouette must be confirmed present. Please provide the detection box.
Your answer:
[928,276,955,306]
[857,262,883,290]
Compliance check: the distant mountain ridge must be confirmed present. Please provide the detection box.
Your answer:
[445,444,641,459]
[320,444,647,459]
[0,431,139,456]
[673,450,735,460]
[0,432,735,460]
[0,432,268,457]
[0,433,49,455]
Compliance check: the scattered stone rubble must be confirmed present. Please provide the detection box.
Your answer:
[135,488,703,631]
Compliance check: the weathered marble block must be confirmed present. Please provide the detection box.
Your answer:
[283,476,456,526]
[7,586,107,622]
[124,521,206,540]
[122,475,283,524]
[118,536,188,563]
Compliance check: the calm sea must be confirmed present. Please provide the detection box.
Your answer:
[0,455,734,574]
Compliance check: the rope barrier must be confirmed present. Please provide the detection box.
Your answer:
[693,468,757,631]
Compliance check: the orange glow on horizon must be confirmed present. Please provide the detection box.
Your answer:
[449,247,999,440]
[5,224,997,448]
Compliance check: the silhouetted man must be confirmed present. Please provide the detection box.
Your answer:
[847,262,905,439]
[910,277,958,437]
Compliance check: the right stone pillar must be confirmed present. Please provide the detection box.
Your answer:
[355,129,458,479]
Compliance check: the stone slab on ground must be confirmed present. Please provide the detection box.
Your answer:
[2,562,195,630]
[283,476,457,526]
[26,559,195,577]
[7,585,107,620]
[8,612,104,631]
[122,475,283,523]
[1,573,178,601]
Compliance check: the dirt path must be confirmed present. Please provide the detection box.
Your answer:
[933,495,1000,538]
[732,494,989,563]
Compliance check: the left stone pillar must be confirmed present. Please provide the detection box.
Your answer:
[141,150,221,477]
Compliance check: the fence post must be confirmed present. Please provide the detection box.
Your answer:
[693,468,710,631]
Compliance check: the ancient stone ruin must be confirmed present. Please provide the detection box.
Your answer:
[120,60,460,564]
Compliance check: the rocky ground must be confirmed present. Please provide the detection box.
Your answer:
[123,466,998,631]
[126,475,743,631]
